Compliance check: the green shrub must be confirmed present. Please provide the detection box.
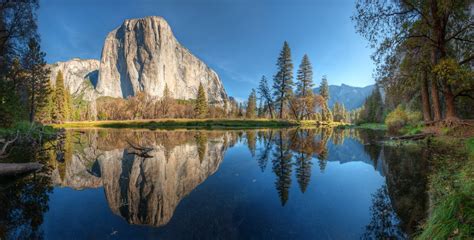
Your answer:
[385,105,422,133]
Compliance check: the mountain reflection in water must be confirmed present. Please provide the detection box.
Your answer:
[0,128,429,239]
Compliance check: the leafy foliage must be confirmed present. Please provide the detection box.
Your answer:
[385,105,422,133]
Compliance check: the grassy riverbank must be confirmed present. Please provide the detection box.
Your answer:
[50,119,305,129]
[416,136,474,239]
[51,119,350,130]
[0,121,57,138]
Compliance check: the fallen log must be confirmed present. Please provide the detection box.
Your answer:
[0,162,43,177]
[0,131,19,158]
[389,133,434,141]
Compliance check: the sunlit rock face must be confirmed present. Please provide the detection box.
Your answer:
[48,58,100,101]
[97,16,228,106]
[48,58,100,119]
[52,155,102,189]
[52,130,230,227]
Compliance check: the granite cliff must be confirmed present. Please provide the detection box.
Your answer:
[49,16,228,107]
[97,16,228,105]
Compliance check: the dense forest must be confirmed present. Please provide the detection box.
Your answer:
[352,0,473,129]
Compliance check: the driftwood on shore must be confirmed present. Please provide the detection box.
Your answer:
[0,162,43,177]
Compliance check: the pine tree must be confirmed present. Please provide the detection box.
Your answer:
[238,102,244,117]
[0,59,26,126]
[258,75,274,118]
[42,83,55,123]
[160,83,174,117]
[362,86,384,123]
[194,82,208,118]
[333,102,340,122]
[319,76,332,122]
[54,70,67,122]
[257,100,264,118]
[296,54,314,97]
[273,41,294,119]
[246,89,257,119]
[23,38,51,123]
[296,54,314,119]
[319,75,329,100]
[65,90,72,120]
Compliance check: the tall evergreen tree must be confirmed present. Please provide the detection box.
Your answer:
[160,83,174,117]
[53,70,67,122]
[246,89,257,119]
[319,76,332,122]
[361,86,384,123]
[296,54,314,97]
[258,75,274,118]
[23,38,51,123]
[0,59,25,126]
[319,75,329,100]
[273,41,294,119]
[194,83,208,118]
[296,54,315,119]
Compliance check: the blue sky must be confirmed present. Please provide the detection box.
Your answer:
[38,0,375,100]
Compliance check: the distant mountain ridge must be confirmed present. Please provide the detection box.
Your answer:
[313,84,375,110]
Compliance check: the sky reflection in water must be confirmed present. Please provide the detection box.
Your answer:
[0,128,427,240]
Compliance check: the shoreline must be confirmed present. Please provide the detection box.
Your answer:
[49,119,300,130]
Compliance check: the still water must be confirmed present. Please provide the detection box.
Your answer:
[0,128,428,239]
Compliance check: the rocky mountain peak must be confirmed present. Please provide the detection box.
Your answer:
[96,16,228,105]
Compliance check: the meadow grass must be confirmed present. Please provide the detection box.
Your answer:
[50,118,302,130]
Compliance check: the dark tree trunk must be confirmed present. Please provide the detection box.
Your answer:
[421,71,432,122]
[279,93,284,119]
[29,79,35,123]
[430,0,458,120]
[444,87,457,119]
[268,103,274,119]
[430,77,442,121]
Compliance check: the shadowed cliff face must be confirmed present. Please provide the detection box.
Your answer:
[52,130,232,227]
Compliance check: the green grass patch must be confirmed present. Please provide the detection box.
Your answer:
[0,121,57,138]
[416,137,474,239]
[466,137,474,155]
[50,119,300,130]
[400,124,425,135]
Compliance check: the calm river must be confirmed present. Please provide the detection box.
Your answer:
[0,128,428,239]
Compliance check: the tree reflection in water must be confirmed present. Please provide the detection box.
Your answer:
[0,128,430,238]
[363,185,407,240]
[0,138,56,240]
